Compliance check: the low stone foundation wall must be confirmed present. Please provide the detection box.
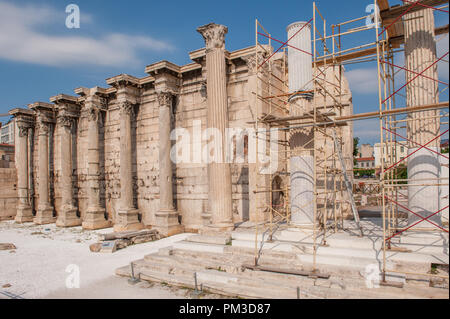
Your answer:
[0,168,17,221]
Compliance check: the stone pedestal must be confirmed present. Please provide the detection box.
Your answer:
[154,210,184,237]
[14,117,33,223]
[197,23,234,232]
[56,114,81,227]
[82,102,111,230]
[34,116,55,225]
[114,101,143,232]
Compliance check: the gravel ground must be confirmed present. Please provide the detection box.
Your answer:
[0,221,194,299]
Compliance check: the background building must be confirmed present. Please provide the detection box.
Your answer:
[356,157,375,170]
[358,144,374,158]
[1,119,15,145]
[374,141,408,168]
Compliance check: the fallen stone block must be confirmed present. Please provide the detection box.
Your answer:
[0,243,16,251]
[131,234,158,245]
[89,243,102,253]
[101,229,158,241]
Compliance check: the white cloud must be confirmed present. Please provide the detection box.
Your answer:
[353,119,380,144]
[0,1,173,68]
[345,68,380,94]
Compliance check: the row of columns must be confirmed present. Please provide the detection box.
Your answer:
[10,22,236,233]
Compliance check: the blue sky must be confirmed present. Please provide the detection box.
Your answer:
[0,0,448,145]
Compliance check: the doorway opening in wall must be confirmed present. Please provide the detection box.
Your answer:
[271,175,286,216]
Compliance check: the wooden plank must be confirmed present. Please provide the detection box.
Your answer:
[377,0,390,11]
[243,264,331,279]
[389,24,449,46]
[436,24,450,35]
[315,47,377,66]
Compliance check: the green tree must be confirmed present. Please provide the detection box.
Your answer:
[353,137,360,166]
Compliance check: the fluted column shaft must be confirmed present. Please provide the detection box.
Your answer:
[405,9,440,146]
[198,23,234,231]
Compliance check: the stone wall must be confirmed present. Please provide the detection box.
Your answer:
[10,42,354,231]
[0,168,17,221]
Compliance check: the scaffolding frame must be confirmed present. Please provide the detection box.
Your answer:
[251,0,449,282]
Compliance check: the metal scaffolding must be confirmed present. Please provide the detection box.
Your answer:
[251,0,449,282]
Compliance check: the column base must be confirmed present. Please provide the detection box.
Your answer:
[34,207,55,225]
[56,207,82,228]
[154,209,184,237]
[114,209,144,232]
[82,207,112,230]
[15,206,34,223]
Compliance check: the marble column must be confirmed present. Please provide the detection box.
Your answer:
[289,97,316,227]
[114,101,143,232]
[14,120,33,223]
[154,91,183,236]
[27,127,35,213]
[34,116,55,225]
[404,8,441,227]
[197,23,234,232]
[82,104,110,230]
[56,114,81,227]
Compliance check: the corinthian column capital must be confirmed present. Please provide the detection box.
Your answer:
[36,115,50,136]
[57,113,74,129]
[17,121,30,138]
[157,91,174,108]
[87,104,101,122]
[119,101,134,117]
[197,23,228,51]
